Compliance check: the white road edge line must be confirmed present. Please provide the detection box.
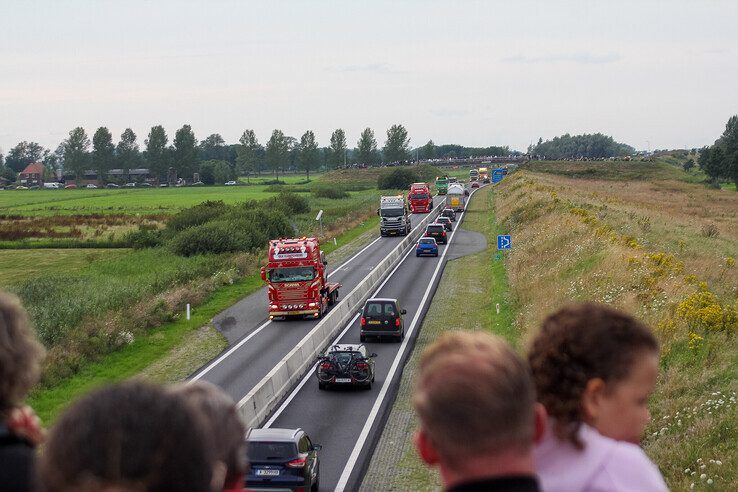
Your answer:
[334,186,482,491]
[190,199,436,382]
[263,240,417,428]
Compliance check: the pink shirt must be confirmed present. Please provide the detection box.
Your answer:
[534,420,668,492]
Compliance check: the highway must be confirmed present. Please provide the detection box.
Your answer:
[189,198,443,404]
[261,186,486,491]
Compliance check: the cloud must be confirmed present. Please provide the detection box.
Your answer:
[429,109,472,118]
[502,52,622,65]
[330,62,396,73]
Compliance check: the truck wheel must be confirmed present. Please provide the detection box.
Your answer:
[360,334,367,343]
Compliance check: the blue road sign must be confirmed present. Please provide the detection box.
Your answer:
[492,169,505,183]
[497,235,512,250]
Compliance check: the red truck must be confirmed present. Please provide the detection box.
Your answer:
[408,182,433,213]
[260,237,341,320]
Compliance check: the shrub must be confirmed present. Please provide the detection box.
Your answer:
[123,227,164,249]
[262,191,310,214]
[378,168,419,189]
[167,200,228,232]
[312,185,349,199]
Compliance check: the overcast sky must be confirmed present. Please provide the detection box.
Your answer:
[2,0,737,154]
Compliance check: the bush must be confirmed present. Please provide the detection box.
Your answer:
[262,191,310,214]
[169,209,293,256]
[167,200,228,232]
[378,168,419,190]
[123,227,164,249]
[312,185,349,199]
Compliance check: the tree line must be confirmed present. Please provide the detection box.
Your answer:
[697,115,738,189]
[0,124,421,183]
[528,133,635,160]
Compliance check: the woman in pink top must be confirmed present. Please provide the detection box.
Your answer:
[528,303,668,492]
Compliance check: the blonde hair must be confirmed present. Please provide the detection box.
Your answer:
[413,331,534,464]
[0,291,45,416]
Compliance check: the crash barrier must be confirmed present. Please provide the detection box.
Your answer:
[237,199,446,429]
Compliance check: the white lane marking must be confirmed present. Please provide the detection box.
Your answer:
[263,242,417,428]
[334,186,483,491]
[192,198,441,382]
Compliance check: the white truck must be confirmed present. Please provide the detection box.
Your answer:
[378,195,411,236]
[445,183,466,212]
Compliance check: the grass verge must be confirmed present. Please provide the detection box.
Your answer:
[360,184,516,490]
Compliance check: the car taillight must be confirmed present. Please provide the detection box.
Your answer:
[287,456,307,468]
[361,317,366,326]
[320,362,332,370]
[442,231,446,236]
[395,317,401,327]
[356,362,369,370]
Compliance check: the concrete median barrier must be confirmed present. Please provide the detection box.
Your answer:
[237,200,445,429]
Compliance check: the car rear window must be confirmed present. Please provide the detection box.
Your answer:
[329,351,362,364]
[247,441,297,461]
[365,301,397,316]
[419,238,435,244]
[427,225,444,232]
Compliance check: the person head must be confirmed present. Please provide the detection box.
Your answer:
[413,331,545,486]
[528,302,660,446]
[39,380,215,492]
[171,381,247,491]
[0,291,45,418]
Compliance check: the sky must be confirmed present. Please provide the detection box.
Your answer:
[1,0,737,154]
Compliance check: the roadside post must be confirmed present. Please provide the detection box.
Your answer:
[316,210,324,237]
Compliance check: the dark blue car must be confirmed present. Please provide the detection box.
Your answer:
[246,428,321,491]
[416,237,439,257]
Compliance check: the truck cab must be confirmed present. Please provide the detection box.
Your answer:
[260,237,340,320]
[408,183,432,213]
[435,175,449,195]
[379,195,411,236]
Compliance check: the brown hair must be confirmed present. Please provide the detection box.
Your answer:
[527,303,659,448]
[172,381,246,488]
[39,380,214,492]
[413,331,535,464]
[0,291,45,417]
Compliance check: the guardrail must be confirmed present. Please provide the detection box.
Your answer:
[236,199,445,429]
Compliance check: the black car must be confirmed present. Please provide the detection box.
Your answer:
[441,208,457,222]
[360,297,406,342]
[437,216,453,231]
[316,344,376,389]
[246,428,321,492]
[424,223,447,244]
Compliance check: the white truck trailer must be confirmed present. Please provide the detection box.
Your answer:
[445,183,466,212]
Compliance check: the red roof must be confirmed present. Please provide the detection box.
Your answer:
[20,162,46,175]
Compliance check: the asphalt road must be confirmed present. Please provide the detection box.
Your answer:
[262,188,488,491]
[190,198,443,404]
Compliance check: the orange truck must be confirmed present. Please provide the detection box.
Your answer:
[261,237,341,320]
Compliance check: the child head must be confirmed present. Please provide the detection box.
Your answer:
[528,303,659,447]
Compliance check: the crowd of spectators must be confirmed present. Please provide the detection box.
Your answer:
[2,287,668,492]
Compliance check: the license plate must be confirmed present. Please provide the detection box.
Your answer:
[255,469,279,477]
[368,320,381,325]
[335,378,352,383]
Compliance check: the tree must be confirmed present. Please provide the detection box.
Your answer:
[173,125,198,181]
[706,147,725,184]
[419,140,436,160]
[383,124,411,163]
[117,128,140,179]
[717,115,738,189]
[298,130,319,181]
[285,136,298,170]
[92,127,115,182]
[266,130,288,179]
[5,141,46,172]
[356,128,377,165]
[531,133,634,160]
[683,158,695,172]
[199,133,227,161]
[327,129,347,169]
[145,125,170,182]
[213,160,233,184]
[236,130,260,182]
[63,127,91,183]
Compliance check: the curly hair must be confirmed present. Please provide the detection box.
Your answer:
[0,291,45,417]
[527,303,658,449]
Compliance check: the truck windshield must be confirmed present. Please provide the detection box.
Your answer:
[380,208,404,217]
[409,193,428,200]
[268,267,315,282]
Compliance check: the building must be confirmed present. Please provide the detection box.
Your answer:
[18,162,46,186]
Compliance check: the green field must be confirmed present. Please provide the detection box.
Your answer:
[0,176,310,216]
